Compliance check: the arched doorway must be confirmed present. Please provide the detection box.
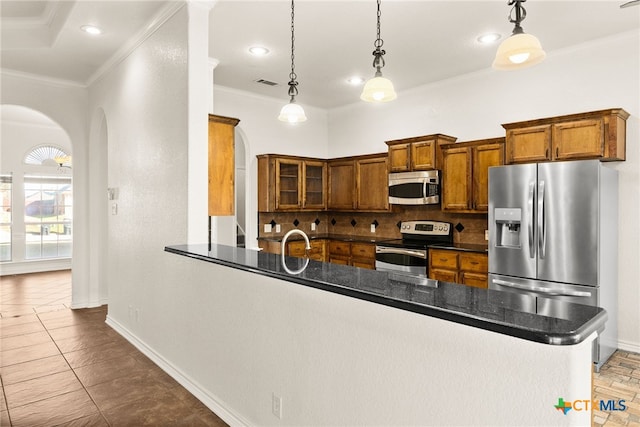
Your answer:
[0,105,74,276]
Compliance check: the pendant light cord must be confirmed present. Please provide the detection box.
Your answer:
[507,0,527,35]
[372,0,386,73]
[287,0,298,99]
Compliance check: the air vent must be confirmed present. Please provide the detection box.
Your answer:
[255,79,279,87]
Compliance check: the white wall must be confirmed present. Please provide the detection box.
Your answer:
[88,5,191,335]
[327,30,640,351]
[212,86,328,247]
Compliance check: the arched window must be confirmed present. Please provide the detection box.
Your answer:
[24,145,72,170]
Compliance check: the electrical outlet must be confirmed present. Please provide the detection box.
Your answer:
[311,222,316,231]
[111,202,118,215]
[275,224,281,233]
[135,308,140,323]
[264,224,272,233]
[485,230,489,241]
[370,224,376,233]
[272,393,283,419]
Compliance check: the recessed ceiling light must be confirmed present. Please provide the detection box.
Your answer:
[347,76,365,85]
[249,46,270,56]
[477,33,501,44]
[81,25,102,35]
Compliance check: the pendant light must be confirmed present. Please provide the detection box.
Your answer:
[360,0,397,103]
[278,0,307,123]
[493,0,546,70]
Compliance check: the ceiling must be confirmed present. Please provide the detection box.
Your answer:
[1,1,639,109]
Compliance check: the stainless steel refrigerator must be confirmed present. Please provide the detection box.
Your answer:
[488,159,617,370]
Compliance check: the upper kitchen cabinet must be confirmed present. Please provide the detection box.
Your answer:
[328,154,390,212]
[502,108,629,164]
[208,114,240,216]
[385,134,457,172]
[257,154,327,212]
[441,138,505,213]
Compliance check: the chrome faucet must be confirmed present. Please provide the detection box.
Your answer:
[281,229,312,275]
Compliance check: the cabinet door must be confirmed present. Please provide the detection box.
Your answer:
[208,115,239,216]
[430,268,458,283]
[552,119,604,160]
[460,272,488,289]
[472,144,504,212]
[328,161,356,210]
[275,159,302,210]
[441,147,472,211]
[506,125,551,164]
[388,143,411,172]
[411,140,436,170]
[303,161,326,210]
[356,157,389,211]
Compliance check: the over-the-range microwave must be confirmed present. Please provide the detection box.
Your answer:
[388,170,440,205]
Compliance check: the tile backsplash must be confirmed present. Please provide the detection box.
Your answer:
[258,205,488,245]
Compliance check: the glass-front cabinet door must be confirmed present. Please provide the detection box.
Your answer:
[275,159,302,210]
[303,161,326,210]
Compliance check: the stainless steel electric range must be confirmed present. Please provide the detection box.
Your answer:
[375,220,453,276]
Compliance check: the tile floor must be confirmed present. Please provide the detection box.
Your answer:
[2,270,639,426]
[1,270,227,426]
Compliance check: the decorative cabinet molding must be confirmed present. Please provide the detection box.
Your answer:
[502,108,629,164]
[385,134,457,172]
[441,137,504,213]
[208,114,240,216]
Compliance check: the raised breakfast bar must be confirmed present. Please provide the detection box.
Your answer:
[155,243,605,425]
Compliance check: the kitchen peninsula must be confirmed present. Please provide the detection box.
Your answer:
[162,243,604,426]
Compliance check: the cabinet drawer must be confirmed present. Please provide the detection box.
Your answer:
[351,242,375,259]
[459,253,488,273]
[329,241,351,256]
[460,272,488,289]
[430,268,458,283]
[430,249,458,269]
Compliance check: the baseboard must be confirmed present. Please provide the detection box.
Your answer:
[618,339,640,354]
[105,315,249,426]
[0,259,71,276]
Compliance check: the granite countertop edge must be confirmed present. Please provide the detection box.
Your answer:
[165,244,606,347]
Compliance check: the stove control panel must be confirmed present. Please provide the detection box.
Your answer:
[400,220,451,236]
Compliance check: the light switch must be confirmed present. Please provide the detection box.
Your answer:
[275,224,281,233]
[264,224,272,233]
[111,202,118,215]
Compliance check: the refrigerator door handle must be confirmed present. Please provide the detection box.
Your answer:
[528,181,535,258]
[538,180,546,259]
[492,278,592,297]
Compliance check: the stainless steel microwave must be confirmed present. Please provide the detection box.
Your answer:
[388,170,440,205]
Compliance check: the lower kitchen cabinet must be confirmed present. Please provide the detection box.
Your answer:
[429,248,488,289]
[328,240,376,270]
[287,239,327,262]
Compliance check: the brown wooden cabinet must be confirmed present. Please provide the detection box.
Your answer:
[328,154,389,212]
[385,134,457,172]
[429,248,488,289]
[356,155,389,211]
[208,114,240,216]
[287,239,327,262]
[257,155,327,212]
[441,138,504,213]
[502,108,629,164]
[328,240,375,269]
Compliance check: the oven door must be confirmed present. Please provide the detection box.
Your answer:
[375,246,428,276]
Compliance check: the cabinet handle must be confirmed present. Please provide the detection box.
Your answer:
[556,147,559,158]
[545,148,549,158]
[470,261,479,265]
[439,258,448,262]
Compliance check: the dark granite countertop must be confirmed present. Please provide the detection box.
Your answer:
[165,244,606,346]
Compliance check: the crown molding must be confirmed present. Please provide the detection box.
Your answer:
[1,68,86,89]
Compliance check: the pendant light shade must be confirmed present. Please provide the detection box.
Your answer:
[278,100,307,123]
[360,73,397,102]
[278,0,307,123]
[361,0,397,103]
[493,0,546,70]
